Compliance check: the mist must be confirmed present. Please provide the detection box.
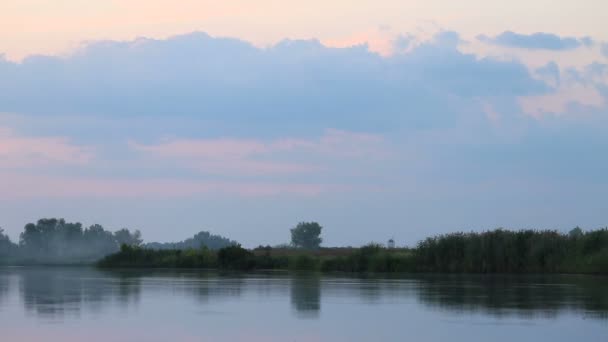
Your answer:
[0,218,238,264]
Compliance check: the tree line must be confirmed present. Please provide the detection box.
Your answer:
[3,218,608,274]
[0,218,236,264]
[99,226,608,274]
[145,231,237,251]
[0,219,143,263]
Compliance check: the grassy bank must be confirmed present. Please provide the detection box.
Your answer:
[97,244,415,272]
[97,228,608,274]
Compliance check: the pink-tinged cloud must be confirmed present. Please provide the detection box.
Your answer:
[129,129,390,175]
[0,173,343,198]
[518,84,605,117]
[322,28,404,56]
[0,126,93,168]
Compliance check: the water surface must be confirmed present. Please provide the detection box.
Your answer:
[0,267,606,341]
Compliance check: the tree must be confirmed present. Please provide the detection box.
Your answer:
[569,226,584,239]
[113,229,143,247]
[145,231,238,250]
[290,222,323,249]
[0,227,16,257]
[84,224,119,256]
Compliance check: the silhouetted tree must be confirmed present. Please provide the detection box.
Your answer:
[114,229,143,247]
[0,227,17,258]
[0,228,8,242]
[14,219,144,262]
[84,224,120,255]
[290,222,323,249]
[569,226,584,239]
[217,245,254,270]
[145,231,237,250]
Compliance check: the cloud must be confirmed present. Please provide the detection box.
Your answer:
[129,129,389,176]
[0,174,336,198]
[0,31,606,203]
[0,31,547,134]
[392,33,415,53]
[520,61,608,117]
[518,84,605,118]
[563,62,608,86]
[432,30,461,49]
[602,43,608,58]
[535,62,560,87]
[1,30,608,245]
[0,125,93,168]
[477,31,591,50]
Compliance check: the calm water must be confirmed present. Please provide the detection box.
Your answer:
[0,267,606,341]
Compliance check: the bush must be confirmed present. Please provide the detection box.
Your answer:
[217,245,255,270]
[290,255,319,271]
[98,229,608,275]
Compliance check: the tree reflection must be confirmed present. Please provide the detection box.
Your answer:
[290,273,321,318]
[413,274,608,319]
[0,271,9,307]
[9,268,608,322]
[176,270,244,303]
[19,268,140,318]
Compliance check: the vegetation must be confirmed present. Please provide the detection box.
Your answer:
[1,219,142,263]
[0,227,18,259]
[415,228,608,274]
[144,231,237,250]
[290,222,322,249]
[0,218,232,265]
[97,244,218,268]
[2,218,608,274]
[98,228,608,274]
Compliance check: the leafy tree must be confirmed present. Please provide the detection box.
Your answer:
[145,230,237,250]
[114,229,143,247]
[0,227,17,258]
[20,219,60,256]
[15,219,143,261]
[217,245,254,270]
[84,224,120,256]
[290,222,323,249]
[569,226,584,239]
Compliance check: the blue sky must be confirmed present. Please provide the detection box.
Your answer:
[1,10,608,246]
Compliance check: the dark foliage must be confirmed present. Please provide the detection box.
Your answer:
[415,228,608,273]
[0,228,18,259]
[99,228,608,275]
[319,244,415,272]
[290,222,323,249]
[1,218,142,264]
[217,245,255,270]
[99,244,284,271]
[145,231,237,250]
[97,244,217,268]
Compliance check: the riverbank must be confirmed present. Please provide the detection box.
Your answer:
[98,228,608,274]
[97,244,416,272]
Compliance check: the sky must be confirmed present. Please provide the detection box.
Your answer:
[1,1,607,247]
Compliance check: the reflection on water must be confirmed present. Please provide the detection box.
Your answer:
[0,268,606,320]
[414,274,608,320]
[18,268,140,318]
[0,272,8,307]
[290,274,321,318]
[0,267,606,341]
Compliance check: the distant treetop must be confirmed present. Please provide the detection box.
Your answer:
[144,230,237,250]
[290,222,323,249]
